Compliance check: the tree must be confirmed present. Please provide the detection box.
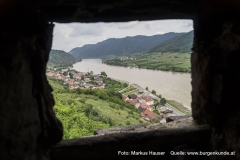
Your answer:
[146,86,148,90]
[76,88,81,94]
[101,71,107,77]
[63,71,67,76]
[160,98,167,106]
[69,73,73,79]
[152,90,156,95]
[90,75,94,81]
[158,94,162,98]
[81,75,84,80]
[90,71,93,75]
[154,101,160,107]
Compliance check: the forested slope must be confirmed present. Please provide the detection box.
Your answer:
[148,30,193,53]
[48,49,81,67]
[69,32,183,59]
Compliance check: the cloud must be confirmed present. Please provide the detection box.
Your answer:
[182,21,193,27]
[52,20,193,52]
[145,22,153,29]
[69,23,104,37]
[118,21,139,29]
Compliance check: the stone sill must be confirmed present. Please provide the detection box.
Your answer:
[50,126,211,160]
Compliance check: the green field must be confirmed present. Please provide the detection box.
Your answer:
[122,89,139,96]
[120,85,139,96]
[120,86,135,93]
[104,52,191,73]
[85,99,143,126]
[48,77,146,139]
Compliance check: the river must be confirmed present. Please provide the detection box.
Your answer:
[73,59,191,110]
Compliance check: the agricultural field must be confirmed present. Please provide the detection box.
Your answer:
[120,85,139,96]
[104,52,191,73]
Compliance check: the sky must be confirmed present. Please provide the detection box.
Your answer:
[52,20,193,52]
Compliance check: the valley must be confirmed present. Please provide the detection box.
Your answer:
[48,29,193,139]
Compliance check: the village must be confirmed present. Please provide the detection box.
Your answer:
[122,93,179,123]
[46,67,183,124]
[46,68,106,90]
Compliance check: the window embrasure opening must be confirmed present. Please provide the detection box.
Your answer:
[46,20,193,139]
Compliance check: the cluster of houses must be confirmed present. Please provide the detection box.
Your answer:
[122,94,161,121]
[46,69,105,90]
[119,56,137,61]
[123,93,178,122]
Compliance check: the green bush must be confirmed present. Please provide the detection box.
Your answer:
[79,99,86,104]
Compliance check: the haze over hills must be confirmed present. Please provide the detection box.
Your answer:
[148,30,193,53]
[48,49,81,67]
[69,32,184,59]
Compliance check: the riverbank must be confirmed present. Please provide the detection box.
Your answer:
[73,59,191,109]
[103,52,191,73]
[167,100,191,114]
[114,78,191,115]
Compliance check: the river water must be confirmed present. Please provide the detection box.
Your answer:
[73,59,191,110]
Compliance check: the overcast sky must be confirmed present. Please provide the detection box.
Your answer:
[52,20,193,52]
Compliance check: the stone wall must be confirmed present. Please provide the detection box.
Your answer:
[192,13,240,159]
[0,1,240,160]
[0,10,63,160]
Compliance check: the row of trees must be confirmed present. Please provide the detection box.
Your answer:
[104,56,190,73]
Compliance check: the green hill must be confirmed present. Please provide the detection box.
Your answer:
[48,49,81,67]
[148,30,193,53]
[48,77,146,139]
[68,32,183,59]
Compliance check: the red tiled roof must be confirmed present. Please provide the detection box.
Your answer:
[73,73,84,78]
[127,99,139,106]
[141,109,156,120]
[141,96,153,102]
[140,103,151,109]
[46,71,55,76]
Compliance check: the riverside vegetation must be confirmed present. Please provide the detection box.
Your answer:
[103,52,191,73]
[48,76,147,139]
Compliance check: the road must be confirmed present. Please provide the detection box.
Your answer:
[131,83,160,100]
[165,103,184,116]
[114,79,185,116]
[131,84,184,116]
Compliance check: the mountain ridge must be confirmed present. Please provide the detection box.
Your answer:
[148,30,193,53]
[69,32,184,59]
